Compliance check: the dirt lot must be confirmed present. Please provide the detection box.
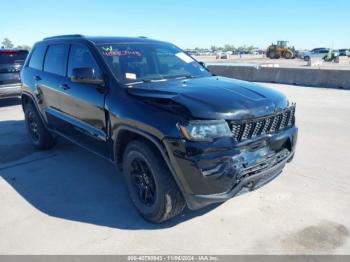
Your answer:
[0,83,350,254]
[197,55,350,70]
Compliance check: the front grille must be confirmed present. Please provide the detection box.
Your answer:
[229,105,296,142]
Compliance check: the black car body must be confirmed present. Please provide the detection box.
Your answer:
[0,49,28,99]
[20,35,298,222]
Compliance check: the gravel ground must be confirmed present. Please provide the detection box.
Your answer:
[0,83,349,254]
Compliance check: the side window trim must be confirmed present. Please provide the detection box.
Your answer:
[66,44,72,77]
[27,44,48,71]
[25,47,35,68]
[42,44,50,71]
[26,47,36,69]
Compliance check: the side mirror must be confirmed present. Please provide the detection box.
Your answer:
[71,67,104,85]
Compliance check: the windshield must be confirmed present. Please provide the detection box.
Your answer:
[0,50,28,64]
[98,42,210,84]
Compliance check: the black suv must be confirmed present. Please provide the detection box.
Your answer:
[0,49,28,99]
[21,35,298,223]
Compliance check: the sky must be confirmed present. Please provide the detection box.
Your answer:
[1,0,349,50]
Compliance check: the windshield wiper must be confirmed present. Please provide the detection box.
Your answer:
[126,78,166,85]
[166,74,197,80]
[126,75,200,85]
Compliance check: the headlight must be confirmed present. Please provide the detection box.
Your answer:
[179,120,232,142]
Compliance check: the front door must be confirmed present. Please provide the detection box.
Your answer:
[55,43,108,157]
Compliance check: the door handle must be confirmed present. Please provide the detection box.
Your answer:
[34,75,41,81]
[59,84,70,90]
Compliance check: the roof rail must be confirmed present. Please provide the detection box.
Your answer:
[43,34,84,40]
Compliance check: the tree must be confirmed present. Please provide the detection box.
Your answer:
[16,45,32,51]
[194,47,205,52]
[210,45,218,52]
[223,44,235,52]
[1,38,14,48]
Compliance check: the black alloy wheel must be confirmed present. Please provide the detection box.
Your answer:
[130,157,157,206]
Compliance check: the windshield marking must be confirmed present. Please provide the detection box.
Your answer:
[101,45,143,57]
[125,73,137,80]
[97,43,210,84]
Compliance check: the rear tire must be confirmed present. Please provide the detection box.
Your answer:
[24,103,56,150]
[122,140,186,223]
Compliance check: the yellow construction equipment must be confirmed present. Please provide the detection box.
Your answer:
[266,41,295,59]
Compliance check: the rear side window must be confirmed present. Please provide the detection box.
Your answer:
[44,44,69,76]
[67,44,100,78]
[28,45,47,70]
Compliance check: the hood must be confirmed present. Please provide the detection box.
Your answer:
[127,76,289,120]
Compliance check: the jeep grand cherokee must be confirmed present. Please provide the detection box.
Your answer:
[0,49,28,99]
[20,35,298,223]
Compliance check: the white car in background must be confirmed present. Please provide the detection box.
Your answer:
[302,48,330,61]
[216,51,232,59]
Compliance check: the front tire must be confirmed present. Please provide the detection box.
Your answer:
[284,51,293,59]
[122,141,186,223]
[24,103,56,150]
[268,51,276,59]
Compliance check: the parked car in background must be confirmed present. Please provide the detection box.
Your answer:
[0,49,29,99]
[250,49,260,55]
[295,50,307,59]
[332,50,340,58]
[199,51,213,56]
[216,51,232,59]
[186,50,200,56]
[302,48,330,61]
[236,50,249,55]
[20,35,297,223]
[339,49,350,56]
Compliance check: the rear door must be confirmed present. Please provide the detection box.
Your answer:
[0,50,28,87]
[39,43,70,127]
[55,43,108,157]
[21,43,47,109]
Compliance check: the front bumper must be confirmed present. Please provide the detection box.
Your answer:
[0,83,22,99]
[163,126,298,210]
[186,149,293,209]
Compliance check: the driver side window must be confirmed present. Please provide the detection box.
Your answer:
[68,44,101,78]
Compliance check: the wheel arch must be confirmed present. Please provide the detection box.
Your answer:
[21,92,35,110]
[113,125,169,170]
[21,91,48,128]
[21,91,41,111]
[112,125,188,202]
